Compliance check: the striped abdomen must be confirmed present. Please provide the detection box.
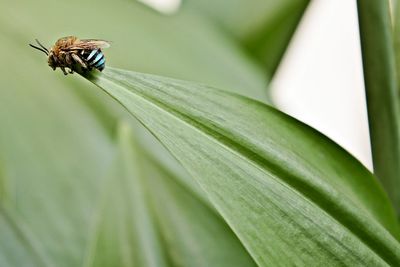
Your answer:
[81,49,106,71]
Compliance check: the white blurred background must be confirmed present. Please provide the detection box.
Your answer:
[141,0,373,170]
[272,0,372,170]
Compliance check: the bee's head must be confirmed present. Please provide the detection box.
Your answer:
[47,53,57,70]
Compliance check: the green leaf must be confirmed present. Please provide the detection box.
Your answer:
[357,0,400,216]
[87,67,400,266]
[141,141,257,267]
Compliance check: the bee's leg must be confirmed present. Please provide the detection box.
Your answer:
[65,53,74,65]
[64,54,74,74]
[60,67,68,75]
[71,54,88,70]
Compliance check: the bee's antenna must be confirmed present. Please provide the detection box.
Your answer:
[35,39,49,53]
[29,43,49,55]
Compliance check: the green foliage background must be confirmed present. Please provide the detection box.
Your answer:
[0,0,399,266]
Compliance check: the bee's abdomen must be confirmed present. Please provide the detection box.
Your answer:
[81,49,106,71]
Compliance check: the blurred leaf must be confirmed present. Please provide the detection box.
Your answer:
[0,163,51,267]
[0,161,5,203]
[243,0,309,74]
[88,67,400,266]
[184,0,304,38]
[0,36,115,266]
[394,0,400,96]
[185,0,309,73]
[357,0,400,216]
[84,123,170,267]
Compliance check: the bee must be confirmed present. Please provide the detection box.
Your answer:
[29,36,110,75]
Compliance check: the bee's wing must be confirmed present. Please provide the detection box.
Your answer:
[64,39,111,50]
